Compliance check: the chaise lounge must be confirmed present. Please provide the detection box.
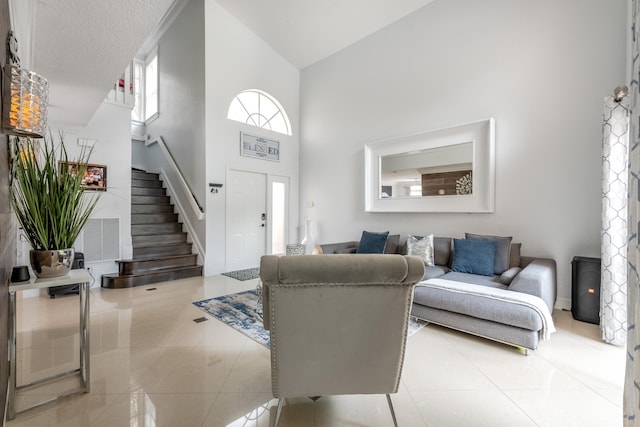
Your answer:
[318,232,557,353]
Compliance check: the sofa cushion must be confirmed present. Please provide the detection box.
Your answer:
[319,241,359,254]
[407,234,435,266]
[336,247,357,254]
[423,265,450,280]
[440,271,506,289]
[412,284,543,332]
[451,238,496,276]
[356,231,389,254]
[466,233,513,274]
[499,267,522,285]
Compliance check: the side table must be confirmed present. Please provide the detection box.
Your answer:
[8,269,91,419]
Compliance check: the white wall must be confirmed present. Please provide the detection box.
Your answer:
[204,0,300,275]
[52,101,133,280]
[145,0,206,245]
[299,0,627,308]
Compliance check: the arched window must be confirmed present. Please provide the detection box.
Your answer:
[227,89,292,136]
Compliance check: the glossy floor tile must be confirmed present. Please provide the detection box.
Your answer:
[6,275,625,426]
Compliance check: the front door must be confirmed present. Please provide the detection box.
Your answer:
[226,170,267,271]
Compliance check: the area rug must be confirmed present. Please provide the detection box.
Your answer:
[193,290,427,349]
[221,267,260,281]
[194,290,270,347]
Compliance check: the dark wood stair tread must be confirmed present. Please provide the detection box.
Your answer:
[104,168,203,288]
[102,265,203,289]
[132,241,191,248]
[117,254,197,263]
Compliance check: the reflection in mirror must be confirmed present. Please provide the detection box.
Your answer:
[364,118,494,213]
[380,142,473,198]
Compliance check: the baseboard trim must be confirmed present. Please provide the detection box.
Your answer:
[555,297,571,311]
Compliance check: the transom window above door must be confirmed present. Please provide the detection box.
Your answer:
[227,89,292,136]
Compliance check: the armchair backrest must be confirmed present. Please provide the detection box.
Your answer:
[259,254,424,399]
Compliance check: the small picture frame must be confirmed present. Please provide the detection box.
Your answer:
[62,162,107,191]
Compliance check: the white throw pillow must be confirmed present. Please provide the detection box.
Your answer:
[407,234,435,266]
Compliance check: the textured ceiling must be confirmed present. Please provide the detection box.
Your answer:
[16,0,436,129]
[26,0,178,128]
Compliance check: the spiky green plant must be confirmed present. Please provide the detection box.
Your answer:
[9,133,101,250]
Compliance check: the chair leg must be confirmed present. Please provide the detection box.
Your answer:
[386,394,398,427]
[274,398,285,427]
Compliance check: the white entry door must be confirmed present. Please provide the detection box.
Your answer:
[226,170,267,271]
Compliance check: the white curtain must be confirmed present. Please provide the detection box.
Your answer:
[601,96,629,345]
[625,0,640,423]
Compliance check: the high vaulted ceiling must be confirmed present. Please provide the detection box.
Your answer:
[215,0,436,69]
[12,0,436,129]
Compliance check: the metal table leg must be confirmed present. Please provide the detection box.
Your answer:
[8,291,17,420]
[7,279,91,419]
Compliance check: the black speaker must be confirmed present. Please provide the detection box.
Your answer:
[72,253,84,269]
[571,256,601,324]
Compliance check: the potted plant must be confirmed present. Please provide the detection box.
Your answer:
[9,133,101,278]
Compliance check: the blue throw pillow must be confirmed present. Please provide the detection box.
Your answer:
[451,238,497,276]
[356,231,389,254]
[465,233,513,275]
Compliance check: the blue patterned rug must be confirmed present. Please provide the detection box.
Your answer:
[221,267,260,281]
[194,290,270,347]
[193,290,427,349]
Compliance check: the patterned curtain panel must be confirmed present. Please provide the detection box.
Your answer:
[626,0,640,424]
[601,96,628,346]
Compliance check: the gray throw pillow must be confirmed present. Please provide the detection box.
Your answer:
[465,233,512,275]
[384,234,401,254]
[407,234,435,266]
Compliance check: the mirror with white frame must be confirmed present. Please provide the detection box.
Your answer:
[364,118,495,213]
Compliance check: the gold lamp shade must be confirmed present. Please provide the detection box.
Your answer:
[2,64,48,138]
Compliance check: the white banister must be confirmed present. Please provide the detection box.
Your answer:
[145,136,205,220]
[106,63,134,107]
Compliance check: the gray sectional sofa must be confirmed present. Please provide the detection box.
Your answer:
[318,234,557,353]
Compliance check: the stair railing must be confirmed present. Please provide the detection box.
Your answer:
[145,136,205,220]
[105,63,134,107]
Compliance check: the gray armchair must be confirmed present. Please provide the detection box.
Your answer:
[259,254,425,426]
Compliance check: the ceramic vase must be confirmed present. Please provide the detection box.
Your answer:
[301,216,315,254]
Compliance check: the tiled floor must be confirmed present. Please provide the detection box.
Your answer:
[6,274,624,427]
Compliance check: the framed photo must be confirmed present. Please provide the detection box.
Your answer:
[63,162,107,191]
[240,133,280,161]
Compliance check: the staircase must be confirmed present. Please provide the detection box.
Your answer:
[101,169,203,288]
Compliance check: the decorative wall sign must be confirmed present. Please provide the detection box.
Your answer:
[241,133,279,161]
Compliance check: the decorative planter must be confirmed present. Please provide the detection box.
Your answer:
[29,248,75,278]
[286,244,305,256]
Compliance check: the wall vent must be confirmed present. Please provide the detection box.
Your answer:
[82,218,120,262]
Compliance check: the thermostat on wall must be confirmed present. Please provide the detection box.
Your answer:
[77,138,96,148]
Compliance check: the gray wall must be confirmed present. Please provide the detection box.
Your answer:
[146,0,206,244]
[299,0,627,308]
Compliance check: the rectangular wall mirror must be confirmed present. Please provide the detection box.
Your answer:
[364,118,495,213]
